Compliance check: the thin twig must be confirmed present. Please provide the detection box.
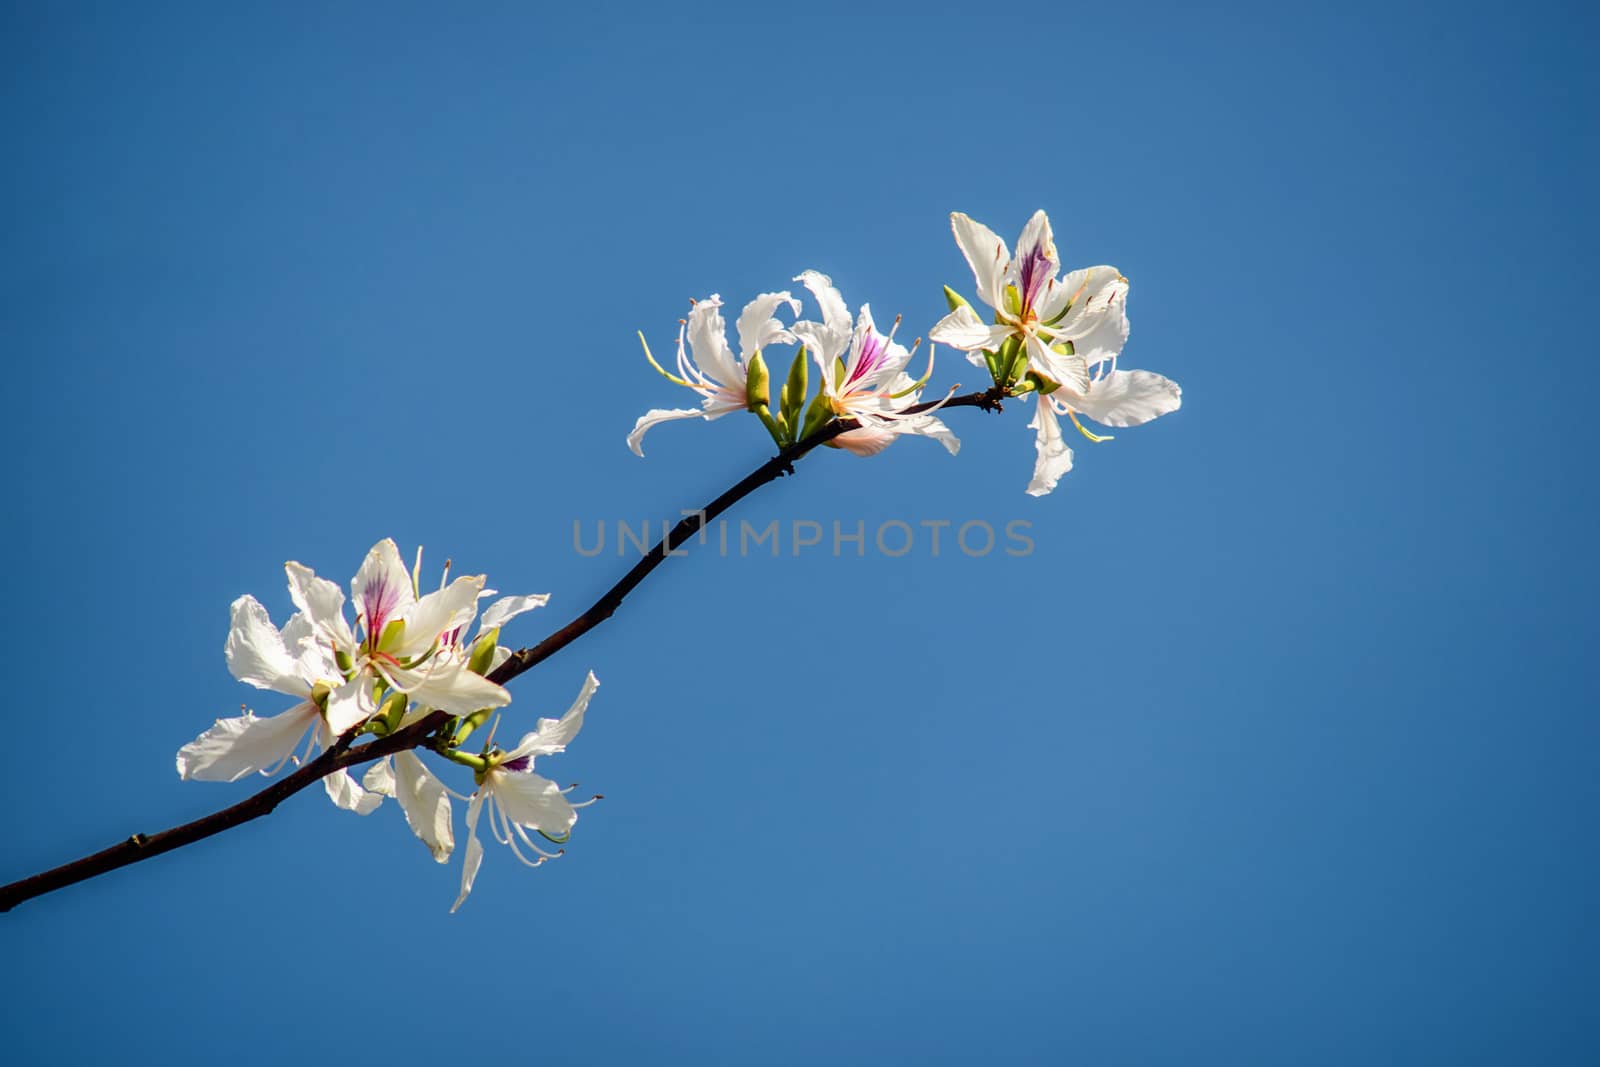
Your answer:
[0,387,1007,912]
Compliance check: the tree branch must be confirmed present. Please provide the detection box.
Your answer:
[0,387,1007,912]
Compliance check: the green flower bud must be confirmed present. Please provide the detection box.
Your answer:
[745,351,771,411]
[467,628,500,676]
[997,335,1025,385]
[943,285,971,312]
[779,347,809,436]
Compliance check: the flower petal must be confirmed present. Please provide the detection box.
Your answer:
[224,596,309,696]
[352,539,417,641]
[951,212,1010,309]
[832,426,897,456]
[489,770,577,835]
[928,306,1012,352]
[176,703,318,782]
[685,295,743,388]
[450,793,486,913]
[285,561,354,648]
[393,751,455,863]
[1026,332,1092,394]
[1012,210,1060,312]
[508,671,598,760]
[793,270,852,341]
[735,291,801,359]
[323,677,371,735]
[627,407,708,457]
[1026,398,1074,497]
[388,659,511,716]
[1072,370,1182,427]
[479,594,550,634]
[324,767,383,815]
[399,574,485,658]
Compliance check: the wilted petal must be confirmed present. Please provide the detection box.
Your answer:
[1071,370,1182,428]
[1026,398,1074,497]
[176,703,318,782]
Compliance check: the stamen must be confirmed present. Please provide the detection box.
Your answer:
[1067,409,1114,443]
[641,331,693,387]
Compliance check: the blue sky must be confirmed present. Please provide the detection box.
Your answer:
[2,2,1595,1064]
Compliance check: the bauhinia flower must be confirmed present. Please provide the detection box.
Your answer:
[452,672,601,913]
[627,290,800,456]
[790,270,958,457]
[930,210,1131,394]
[176,596,382,813]
[287,538,512,733]
[1024,351,1182,496]
[357,581,554,860]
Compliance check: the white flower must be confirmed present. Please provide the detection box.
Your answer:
[176,596,383,814]
[1024,358,1183,496]
[790,270,959,457]
[287,538,512,734]
[929,210,1130,394]
[452,672,600,913]
[627,291,799,456]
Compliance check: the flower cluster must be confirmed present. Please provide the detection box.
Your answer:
[629,209,1181,495]
[177,538,600,911]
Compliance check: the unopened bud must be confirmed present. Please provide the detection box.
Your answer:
[780,347,809,432]
[745,351,771,411]
[943,285,971,312]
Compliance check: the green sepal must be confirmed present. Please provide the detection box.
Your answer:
[982,349,1000,381]
[943,285,971,312]
[334,649,354,676]
[745,350,771,411]
[467,628,499,676]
